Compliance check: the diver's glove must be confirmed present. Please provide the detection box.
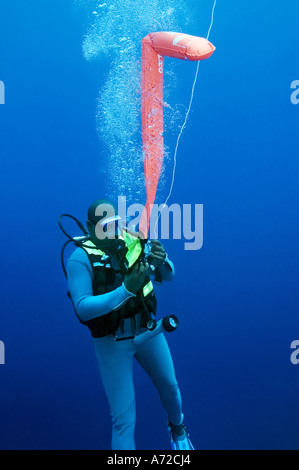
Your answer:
[123,261,150,294]
[147,240,167,267]
[168,421,195,451]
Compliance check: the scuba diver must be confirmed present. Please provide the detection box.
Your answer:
[62,199,194,450]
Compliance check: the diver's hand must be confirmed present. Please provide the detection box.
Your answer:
[148,240,167,267]
[124,262,150,294]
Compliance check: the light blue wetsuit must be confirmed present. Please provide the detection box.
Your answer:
[67,248,183,450]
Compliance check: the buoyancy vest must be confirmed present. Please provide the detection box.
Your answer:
[75,231,157,338]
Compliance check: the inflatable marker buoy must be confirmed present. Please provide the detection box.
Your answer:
[139,32,216,238]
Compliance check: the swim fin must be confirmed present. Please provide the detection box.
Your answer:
[168,421,195,450]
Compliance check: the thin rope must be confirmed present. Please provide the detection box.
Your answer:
[152,0,217,238]
[207,0,217,40]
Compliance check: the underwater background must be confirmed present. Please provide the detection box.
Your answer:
[0,0,299,450]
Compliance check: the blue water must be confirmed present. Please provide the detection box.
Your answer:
[0,0,299,450]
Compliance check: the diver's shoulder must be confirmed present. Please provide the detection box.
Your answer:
[67,247,89,265]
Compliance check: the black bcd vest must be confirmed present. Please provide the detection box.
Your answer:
[76,248,157,338]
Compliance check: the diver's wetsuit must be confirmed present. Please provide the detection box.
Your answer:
[67,248,183,450]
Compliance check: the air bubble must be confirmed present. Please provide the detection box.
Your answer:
[78,0,189,201]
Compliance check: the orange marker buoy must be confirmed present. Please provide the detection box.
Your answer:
[139,32,215,238]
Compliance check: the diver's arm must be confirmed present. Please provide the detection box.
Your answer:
[154,256,175,282]
[67,259,135,322]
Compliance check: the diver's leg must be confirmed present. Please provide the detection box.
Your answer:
[93,336,136,450]
[134,332,183,426]
[134,333,194,450]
